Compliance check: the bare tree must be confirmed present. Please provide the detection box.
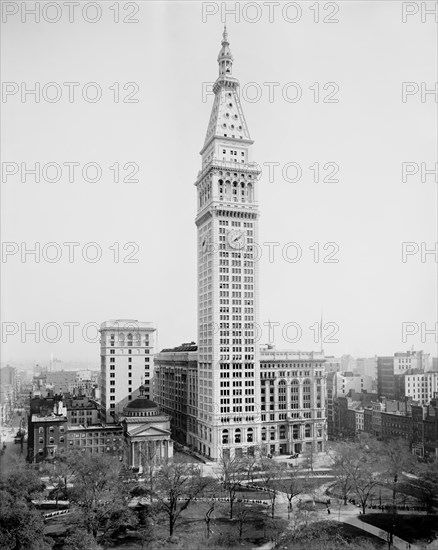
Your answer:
[379,438,416,506]
[217,454,244,519]
[259,458,282,519]
[329,444,355,505]
[350,463,380,515]
[204,499,215,539]
[416,460,438,514]
[234,500,250,540]
[68,450,135,541]
[296,500,316,528]
[302,443,315,475]
[278,463,305,518]
[241,450,259,483]
[330,433,384,513]
[153,462,210,536]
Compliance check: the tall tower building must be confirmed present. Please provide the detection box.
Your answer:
[195,28,261,460]
[100,319,155,423]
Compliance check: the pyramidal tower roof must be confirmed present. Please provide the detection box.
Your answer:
[203,27,251,149]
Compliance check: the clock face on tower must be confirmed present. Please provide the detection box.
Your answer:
[227,229,246,250]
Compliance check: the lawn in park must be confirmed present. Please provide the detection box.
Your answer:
[46,497,280,549]
[281,521,386,550]
[359,513,438,543]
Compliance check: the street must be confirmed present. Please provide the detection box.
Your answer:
[0,409,27,474]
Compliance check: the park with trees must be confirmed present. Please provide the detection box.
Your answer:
[0,434,437,549]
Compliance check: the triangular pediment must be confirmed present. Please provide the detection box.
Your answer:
[128,425,170,438]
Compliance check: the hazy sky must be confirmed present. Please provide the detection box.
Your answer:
[1,1,437,365]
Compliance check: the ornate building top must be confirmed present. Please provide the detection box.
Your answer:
[203,27,251,151]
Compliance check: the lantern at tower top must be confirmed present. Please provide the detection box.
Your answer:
[217,25,233,76]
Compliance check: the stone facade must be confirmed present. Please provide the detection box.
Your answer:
[154,345,327,458]
[194,28,262,459]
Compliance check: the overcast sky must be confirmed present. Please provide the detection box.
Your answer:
[1,1,437,366]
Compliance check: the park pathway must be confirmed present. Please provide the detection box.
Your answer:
[334,506,424,550]
[250,482,431,550]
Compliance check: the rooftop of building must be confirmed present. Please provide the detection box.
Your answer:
[100,320,155,331]
[67,423,123,432]
[395,350,427,357]
[122,384,160,415]
[31,413,67,422]
[63,396,99,409]
[160,342,198,352]
[126,398,157,410]
[260,348,325,361]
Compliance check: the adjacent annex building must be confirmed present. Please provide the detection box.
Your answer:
[155,343,327,458]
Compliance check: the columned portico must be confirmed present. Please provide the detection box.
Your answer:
[120,384,173,471]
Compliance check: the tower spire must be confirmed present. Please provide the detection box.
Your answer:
[218,24,233,76]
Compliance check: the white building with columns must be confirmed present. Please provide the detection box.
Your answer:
[120,385,173,470]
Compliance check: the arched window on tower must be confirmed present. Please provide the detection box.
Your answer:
[278,380,286,410]
[235,428,241,444]
[303,379,311,409]
[291,379,299,409]
[232,181,238,201]
[218,179,224,200]
[222,429,229,444]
